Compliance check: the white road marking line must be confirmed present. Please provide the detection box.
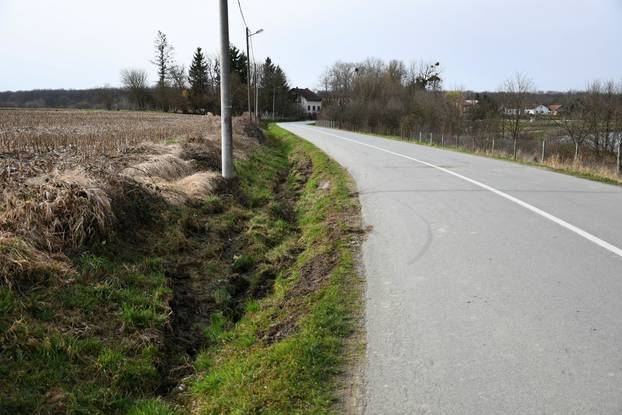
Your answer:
[295,124,622,259]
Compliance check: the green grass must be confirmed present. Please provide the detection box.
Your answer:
[0,250,175,414]
[189,124,363,414]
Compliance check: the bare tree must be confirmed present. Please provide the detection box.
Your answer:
[121,68,149,110]
[502,73,535,159]
[407,61,442,91]
[167,64,188,113]
[96,84,115,110]
[321,61,357,108]
[168,64,187,90]
[615,80,622,175]
[554,93,588,161]
[602,80,617,152]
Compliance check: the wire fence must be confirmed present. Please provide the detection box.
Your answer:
[316,119,622,179]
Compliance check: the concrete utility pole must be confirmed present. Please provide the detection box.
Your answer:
[617,138,621,176]
[219,0,234,179]
[254,62,259,121]
[245,27,252,123]
[245,29,263,123]
[272,86,276,120]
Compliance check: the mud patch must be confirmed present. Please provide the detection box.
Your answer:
[157,264,214,394]
[289,252,339,301]
[260,252,340,345]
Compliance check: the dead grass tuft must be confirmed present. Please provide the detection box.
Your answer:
[171,172,221,199]
[0,231,74,288]
[123,153,195,182]
[0,170,113,253]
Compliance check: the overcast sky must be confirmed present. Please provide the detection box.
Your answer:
[1,0,621,92]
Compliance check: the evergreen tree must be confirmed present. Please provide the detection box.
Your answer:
[229,46,248,84]
[259,57,292,118]
[188,47,209,112]
[151,31,174,89]
[151,30,175,111]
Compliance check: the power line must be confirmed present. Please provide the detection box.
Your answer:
[235,0,258,68]
[236,0,249,29]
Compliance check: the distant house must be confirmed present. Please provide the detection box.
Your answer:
[548,104,563,116]
[503,107,520,116]
[504,105,550,115]
[533,104,550,115]
[291,88,322,117]
[503,105,551,116]
[522,105,550,116]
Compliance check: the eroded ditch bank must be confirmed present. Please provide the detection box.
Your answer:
[0,123,365,414]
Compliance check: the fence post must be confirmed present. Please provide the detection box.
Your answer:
[617,138,621,176]
[441,133,444,147]
[429,132,433,145]
[492,137,495,153]
[419,131,422,142]
[541,139,546,163]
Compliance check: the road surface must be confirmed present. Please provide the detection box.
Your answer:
[279,122,622,415]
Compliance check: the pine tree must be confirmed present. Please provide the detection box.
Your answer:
[188,47,209,112]
[151,31,174,89]
[229,46,248,84]
[151,30,175,111]
[259,57,292,118]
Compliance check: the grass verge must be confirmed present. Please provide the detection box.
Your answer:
[187,123,365,414]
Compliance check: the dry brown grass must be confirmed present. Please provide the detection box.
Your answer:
[0,231,74,288]
[463,147,622,185]
[1,170,113,253]
[542,154,622,184]
[0,109,259,284]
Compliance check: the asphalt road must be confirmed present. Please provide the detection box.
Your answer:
[279,122,622,415]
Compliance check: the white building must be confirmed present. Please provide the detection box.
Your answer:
[503,108,520,116]
[291,88,322,117]
[532,104,550,115]
[505,105,550,116]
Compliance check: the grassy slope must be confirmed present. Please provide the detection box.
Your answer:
[323,125,622,187]
[1,124,364,415]
[188,124,364,414]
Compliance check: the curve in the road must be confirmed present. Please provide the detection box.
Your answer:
[296,125,622,259]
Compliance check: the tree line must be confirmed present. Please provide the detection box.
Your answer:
[120,31,296,117]
[0,87,124,110]
[319,58,622,171]
[0,31,297,119]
